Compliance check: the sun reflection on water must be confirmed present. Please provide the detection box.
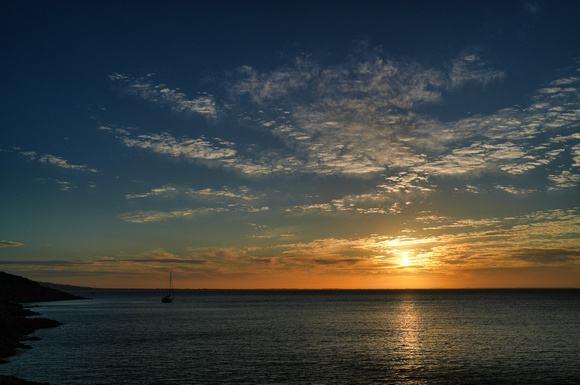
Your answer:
[395,297,421,369]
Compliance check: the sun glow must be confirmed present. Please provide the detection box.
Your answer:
[399,252,411,267]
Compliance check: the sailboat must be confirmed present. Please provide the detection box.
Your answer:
[161,272,174,303]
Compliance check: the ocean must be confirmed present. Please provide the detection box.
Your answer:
[2,289,579,384]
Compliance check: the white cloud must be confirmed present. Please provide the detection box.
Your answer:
[232,61,316,104]
[119,204,270,223]
[548,170,580,190]
[110,73,217,118]
[126,186,178,199]
[227,53,574,185]
[35,178,77,191]
[106,55,580,204]
[379,172,435,193]
[121,132,236,160]
[17,150,98,173]
[119,185,270,222]
[494,185,538,195]
[101,125,296,176]
[120,208,224,223]
[186,186,260,201]
[571,143,580,167]
[107,127,236,163]
[291,203,334,213]
[448,53,505,89]
[409,70,580,177]
[126,185,261,202]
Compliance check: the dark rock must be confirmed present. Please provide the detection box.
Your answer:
[0,375,52,384]
[19,337,41,342]
[0,271,85,362]
[0,301,38,359]
[0,272,89,385]
[0,272,86,303]
[37,281,93,292]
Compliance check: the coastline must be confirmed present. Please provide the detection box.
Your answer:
[0,272,87,385]
[0,375,52,385]
[0,300,63,364]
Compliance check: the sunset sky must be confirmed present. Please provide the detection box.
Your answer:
[1,1,579,288]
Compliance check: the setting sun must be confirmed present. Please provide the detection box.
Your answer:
[1,1,578,290]
[398,252,411,267]
[2,2,579,383]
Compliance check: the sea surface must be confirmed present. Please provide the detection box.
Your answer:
[2,289,580,384]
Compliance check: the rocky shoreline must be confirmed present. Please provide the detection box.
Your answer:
[0,375,52,385]
[0,300,64,364]
[0,272,87,385]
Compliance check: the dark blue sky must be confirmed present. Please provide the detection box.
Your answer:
[1,1,579,288]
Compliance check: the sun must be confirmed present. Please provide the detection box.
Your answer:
[399,252,410,267]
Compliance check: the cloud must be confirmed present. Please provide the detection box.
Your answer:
[120,184,274,222]
[448,53,505,89]
[233,60,442,176]
[409,70,580,177]
[103,53,579,217]
[119,203,271,223]
[100,125,280,176]
[119,208,219,223]
[548,171,580,190]
[35,178,77,191]
[120,177,419,220]
[105,51,507,181]
[126,185,261,202]
[120,258,206,264]
[0,260,87,265]
[510,248,579,264]
[232,62,317,104]
[109,73,217,118]
[186,186,261,201]
[0,240,24,247]
[379,172,435,193]
[494,185,538,195]
[101,249,208,265]
[17,150,99,172]
[312,258,364,265]
[7,205,578,283]
[229,54,578,187]
[121,132,236,160]
[227,52,507,177]
[249,224,300,240]
[0,250,218,283]
[126,186,178,199]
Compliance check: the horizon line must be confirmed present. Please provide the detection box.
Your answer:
[77,287,580,291]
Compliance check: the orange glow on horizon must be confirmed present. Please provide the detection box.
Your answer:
[22,262,579,290]
[7,215,580,290]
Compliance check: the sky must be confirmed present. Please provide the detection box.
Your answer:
[1,1,579,289]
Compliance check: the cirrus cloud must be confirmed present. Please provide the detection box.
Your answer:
[0,240,24,247]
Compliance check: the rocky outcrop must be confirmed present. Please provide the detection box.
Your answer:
[0,300,62,362]
[0,271,86,364]
[0,375,52,384]
[0,272,85,303]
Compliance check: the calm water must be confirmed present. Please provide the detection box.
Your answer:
[2,290,580,384]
